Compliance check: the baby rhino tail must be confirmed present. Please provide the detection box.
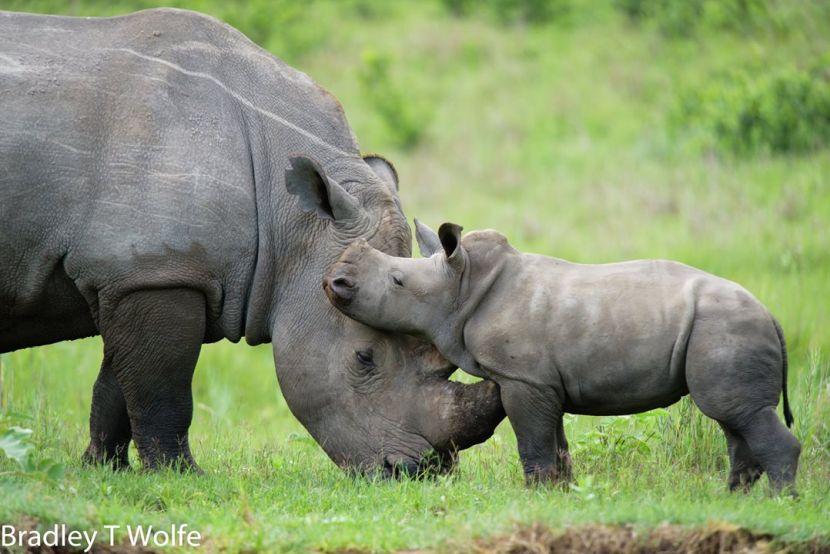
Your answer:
[772,317,794,428]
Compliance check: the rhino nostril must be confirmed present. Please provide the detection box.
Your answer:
[333,277,354,289]
[326,275,356,303]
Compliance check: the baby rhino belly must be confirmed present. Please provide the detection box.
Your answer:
[562,336,689,415]
[556,283,693,415]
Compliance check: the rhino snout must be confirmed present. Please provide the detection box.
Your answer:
[323,267,358,305]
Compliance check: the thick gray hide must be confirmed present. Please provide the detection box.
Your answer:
[0,8,349,344]
[325,226,800,492]
[0,9,503,474]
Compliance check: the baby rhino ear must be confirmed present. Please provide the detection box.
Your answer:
[438,222,465,274]
[414,218,442,257]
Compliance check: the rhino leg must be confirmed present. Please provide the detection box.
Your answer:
[733,408,800,495]
[718,423,763,492]
[100,288,204,472]
[685,317,800,495]
[556,417,573,482]
[82,361,132,470]
[500,380,571,487]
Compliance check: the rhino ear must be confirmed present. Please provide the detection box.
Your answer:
[415,219,442,257]
[286,155,363,221]
[438,222,465,273]
[363,154,399,194]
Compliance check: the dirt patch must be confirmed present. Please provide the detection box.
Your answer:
[466,523,830,554]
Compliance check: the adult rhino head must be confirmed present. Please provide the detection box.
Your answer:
[246,153,504,476]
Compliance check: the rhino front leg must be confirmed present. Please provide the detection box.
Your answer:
[500,379,570,486]
[82,361,132,470]
[556,417,573,482]
[100,288,204,472]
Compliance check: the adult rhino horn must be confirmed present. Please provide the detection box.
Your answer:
[428,379,505,451]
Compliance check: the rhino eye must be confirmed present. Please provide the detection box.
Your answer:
[355,349,375,368]
[391,273,404,287]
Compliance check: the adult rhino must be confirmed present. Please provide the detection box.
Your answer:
[0,8,504,475]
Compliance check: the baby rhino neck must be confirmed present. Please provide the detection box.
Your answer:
[431,248,511,379]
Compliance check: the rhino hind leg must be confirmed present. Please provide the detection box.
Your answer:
[731,407,800,495]
[718,423,763,492]
[99,287,205,473]
[685,318,800,494]
[691,391,799,495]
[82,361,132,470]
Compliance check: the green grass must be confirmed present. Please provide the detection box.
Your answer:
[2,0,830,551]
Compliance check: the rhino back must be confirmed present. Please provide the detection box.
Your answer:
[0,9,359,345]
[467,256,766,414]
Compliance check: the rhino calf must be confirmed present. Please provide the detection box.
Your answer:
[324,220,800,493]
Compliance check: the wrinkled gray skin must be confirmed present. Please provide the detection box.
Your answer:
[325,220,800,492]
[0,9,504,476]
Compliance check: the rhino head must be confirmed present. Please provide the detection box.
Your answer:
[323,222,459,329]
[250,156,504,477]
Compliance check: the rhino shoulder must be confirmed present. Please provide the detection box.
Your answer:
[116,8,251,46]
[459,230,519,287]
[115,8,356,151]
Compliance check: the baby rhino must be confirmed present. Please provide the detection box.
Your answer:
[323,221,799,493]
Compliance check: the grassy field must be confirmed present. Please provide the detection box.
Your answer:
[1,0,829,551]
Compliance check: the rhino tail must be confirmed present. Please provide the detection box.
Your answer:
[772,316,794,428]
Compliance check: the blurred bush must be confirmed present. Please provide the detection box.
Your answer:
[441,0,778,30]
[440,0,570,25]
[674,59,830,155]
[615,0,771,37]
[358,50,430,150]
[219,0,324,61]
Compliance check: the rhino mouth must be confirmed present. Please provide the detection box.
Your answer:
[375,376,504,480]
[381,449,458,479]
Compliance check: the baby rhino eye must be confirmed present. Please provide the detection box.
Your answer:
[390,272,404,287]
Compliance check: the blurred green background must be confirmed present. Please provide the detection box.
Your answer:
[1,0,829,551]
